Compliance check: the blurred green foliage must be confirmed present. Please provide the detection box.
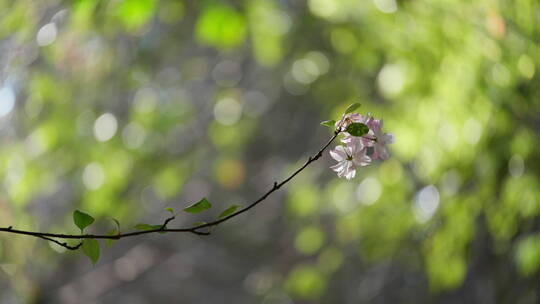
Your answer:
[0,0,539,302]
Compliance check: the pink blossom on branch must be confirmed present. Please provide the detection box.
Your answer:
[329,142,368,180]
[330,112,394,179]
[365,117,394,160]
[329,142,371,180]
[335,113,367,131]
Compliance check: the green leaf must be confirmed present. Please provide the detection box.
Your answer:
[73,210,95,233]
[320,120,336,128]
[134,223,168,234]
[105,229,118,247]
[344,103,361,114]
[193,221,216,232]
[165,207,174,214]
[134,223,162,230]
[219,205,240,219]
[111,218,120,230]
[183,198,212,214]
[345,123,369,137]
[82,239,100,265]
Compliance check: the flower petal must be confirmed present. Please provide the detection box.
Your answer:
[379,147,390,160]
[345,166,356,180]
[330,146,347,162]
[384,133,394,144]
[330,162,345,172]
[353,154,371,166]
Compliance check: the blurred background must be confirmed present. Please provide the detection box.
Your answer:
[0,0,539,303]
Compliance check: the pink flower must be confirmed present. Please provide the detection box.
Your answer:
[339,115,394,160]
[329,112,394,179]
[366,117,394,160]
[329,142,371,180]
[335,113,367,131]
[340,115,375,148]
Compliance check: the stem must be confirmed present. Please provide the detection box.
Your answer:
[0,130,341,250]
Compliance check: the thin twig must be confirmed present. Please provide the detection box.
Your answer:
[160,216,176,230]
[36,235,82,250]
[0,130,341,249]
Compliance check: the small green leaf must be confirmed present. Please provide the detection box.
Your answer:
[73,210,95,233]
[82,239,100,265]
[105,229,118,247]
[344,103,361,114]
[134,223,167,234]
[134,223,162,230]
[183,198,212,214]
[219,205,240,219]
[111,218,120,230]
[165,207,174,214]
[320,120,336,128]
[345,123,369,137]
[194,221,216,232]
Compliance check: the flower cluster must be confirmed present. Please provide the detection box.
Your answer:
[330,113,394,180]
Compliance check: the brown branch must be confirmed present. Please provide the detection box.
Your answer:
[0,130,341,250]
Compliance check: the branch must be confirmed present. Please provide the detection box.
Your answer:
[0,130,341,250]
[37,235,82,250]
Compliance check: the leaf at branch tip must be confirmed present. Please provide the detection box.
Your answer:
[105,229,118,247]
[165,207,174,214]
[344,103,361,114]
[345,122,369,137]
[219,205,241,219]
[183,198,212,214]
[320,120,336,128]
[82,239,100,265]
[73,210,95,233]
